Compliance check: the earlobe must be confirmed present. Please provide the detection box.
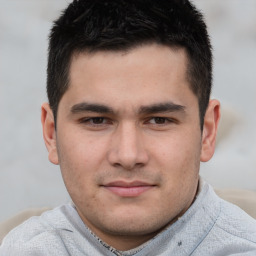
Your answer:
[200,99,221,162]
[41,103,59,165]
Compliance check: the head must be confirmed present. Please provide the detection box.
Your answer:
[42,0,220,251]
[47,0,212,129]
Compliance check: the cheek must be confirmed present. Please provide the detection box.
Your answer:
[56,135,99,189]
[58,129,107,166]
[57,142,98,209]
[56,129,114,194]
[150,131,201,174]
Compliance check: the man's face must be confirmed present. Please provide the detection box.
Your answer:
[42,44,218,250]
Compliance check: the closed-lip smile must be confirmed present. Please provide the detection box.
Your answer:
[102,180,156,197]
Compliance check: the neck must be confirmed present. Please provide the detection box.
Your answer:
[76,181,200,251]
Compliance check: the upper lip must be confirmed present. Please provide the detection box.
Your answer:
[102,180,155,187]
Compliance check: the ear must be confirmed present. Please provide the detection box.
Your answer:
[41,103,59,165]
[200,99,221,162]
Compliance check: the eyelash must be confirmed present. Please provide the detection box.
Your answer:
[146,117,177,125]
[78,116,177,127]
[79,117,112,125]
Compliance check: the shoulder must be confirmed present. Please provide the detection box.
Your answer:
[193,184,256,255]
[215,198,256,244]
[199,181,256,245]
[3,204,75,242]
[0,204,76,255]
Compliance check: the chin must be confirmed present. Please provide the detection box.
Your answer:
[101,210,172,236]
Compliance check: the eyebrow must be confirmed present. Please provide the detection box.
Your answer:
[70,101,186,116]
[71,102,114,114]
[139,102,186,115]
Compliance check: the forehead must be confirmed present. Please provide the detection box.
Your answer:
[62,44,196,112]
[70,44,189,82]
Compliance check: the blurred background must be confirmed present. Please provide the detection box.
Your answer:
[0,0,255,222]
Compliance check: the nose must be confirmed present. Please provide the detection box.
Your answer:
[107,122,149,170]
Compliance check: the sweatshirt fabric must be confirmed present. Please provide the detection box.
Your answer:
[1,180,256,256]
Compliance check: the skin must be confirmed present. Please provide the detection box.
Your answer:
[42,44,220,251]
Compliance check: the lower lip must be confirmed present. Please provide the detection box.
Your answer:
[104,186,154,197]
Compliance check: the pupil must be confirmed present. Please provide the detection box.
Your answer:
[155,117,165,124]
[93,118,103,124]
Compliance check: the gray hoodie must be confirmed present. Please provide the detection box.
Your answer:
[1,181,256,256]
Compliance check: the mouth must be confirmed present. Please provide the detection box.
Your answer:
[102,181,156,197]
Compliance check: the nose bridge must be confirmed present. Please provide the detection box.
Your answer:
[108,121,148,169]
[119,121,138,155]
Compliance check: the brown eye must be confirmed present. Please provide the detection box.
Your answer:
[153,117,166,124]
[79,117,109,125]
[148,117,168,124]
[90,117,105,124]
[146,117,177,126]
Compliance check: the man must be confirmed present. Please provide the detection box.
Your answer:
[1,0,256,255]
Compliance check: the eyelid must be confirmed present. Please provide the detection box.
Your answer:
[78,117,113,125]
[144,116,178,124]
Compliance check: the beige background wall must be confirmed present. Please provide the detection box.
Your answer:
[0,0,255,222]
